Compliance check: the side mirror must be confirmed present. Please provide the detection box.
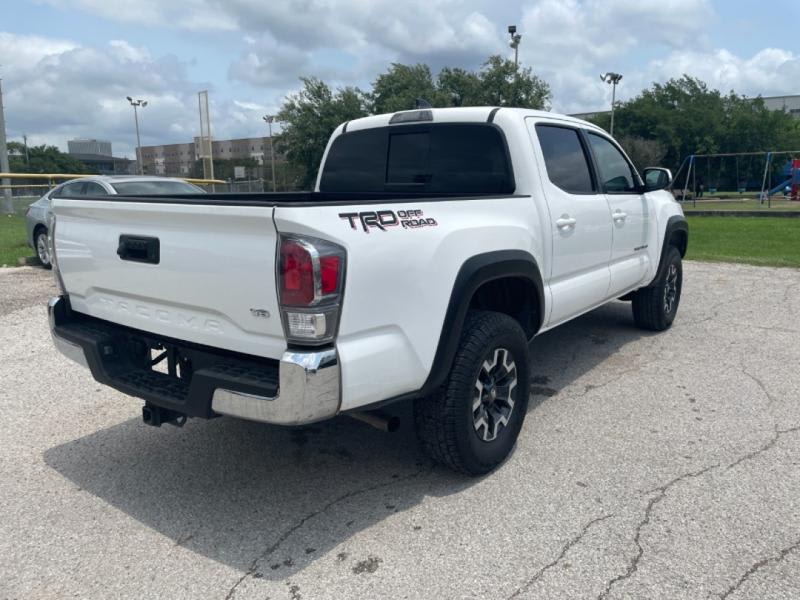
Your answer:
[643,167,672,191]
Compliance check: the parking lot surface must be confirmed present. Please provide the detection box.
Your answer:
[1,262,799,600]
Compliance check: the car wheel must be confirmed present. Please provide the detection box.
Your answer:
[414,310,530,475]
[632,246,682,331]
[35,230,52,269]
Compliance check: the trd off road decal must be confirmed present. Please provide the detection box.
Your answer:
[339,209,438,233]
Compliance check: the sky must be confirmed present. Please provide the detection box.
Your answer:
[1,0,799,159]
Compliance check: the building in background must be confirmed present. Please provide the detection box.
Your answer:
[138,136,284,178]
[67,138,134,174]
[761,94,800,118]
[67,138,112,156]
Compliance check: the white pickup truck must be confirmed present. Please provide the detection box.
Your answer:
[48,107,687,474]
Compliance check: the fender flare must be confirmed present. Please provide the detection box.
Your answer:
[650,215,688,285]
[419,249,544,396]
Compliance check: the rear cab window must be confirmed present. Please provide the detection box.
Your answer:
[319,123,515,195]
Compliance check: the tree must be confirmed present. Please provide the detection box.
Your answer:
[590,75,800,178]
[8,141,89,174]
[371,64,443,113]
[437,67,483,107]
[616,136,667,172]
[473,56,550,110]
[276,77,369,188]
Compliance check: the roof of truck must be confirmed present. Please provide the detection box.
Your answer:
[342,106,599,134]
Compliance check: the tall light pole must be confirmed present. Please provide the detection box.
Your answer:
[0,78,11,214]
[600,72,623,136]
[126,96,147,175]
[508,25,522,106]
[262,115,277,192]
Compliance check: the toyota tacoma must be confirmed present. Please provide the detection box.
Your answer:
[47,107,687,475]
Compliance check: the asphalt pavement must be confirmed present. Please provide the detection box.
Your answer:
[1,262,799,600]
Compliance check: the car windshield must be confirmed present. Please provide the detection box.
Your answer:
[110,180,204,195]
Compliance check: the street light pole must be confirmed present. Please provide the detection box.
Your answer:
[126,96,148,175]
[0,78,12,214]
[600,72,623,136]
[263,115,277,192]
[508,25,522,106]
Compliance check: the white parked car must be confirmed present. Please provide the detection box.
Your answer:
[47,107,687,475]
[25,176,204,267]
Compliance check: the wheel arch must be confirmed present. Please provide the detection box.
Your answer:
[651,215,688,285]
[420,250,544,396]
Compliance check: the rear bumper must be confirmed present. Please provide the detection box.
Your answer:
[48,296,341,425]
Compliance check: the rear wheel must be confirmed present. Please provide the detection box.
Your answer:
[414,310,530,475]
[632,246,682,331]
[35,230,52,269]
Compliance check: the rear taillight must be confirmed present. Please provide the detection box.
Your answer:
[278,234,346,345]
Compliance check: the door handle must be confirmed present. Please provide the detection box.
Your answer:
[556,216,577,229]
[613,210,628,222]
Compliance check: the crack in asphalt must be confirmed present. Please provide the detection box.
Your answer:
[748,324,800,335]
[223,465,432,600]
[597,425,800,599]
[726,425,800,471]
[507,514,613,599]
[596,464,719,600]
[718,537,800,599]
[739,361,777,404]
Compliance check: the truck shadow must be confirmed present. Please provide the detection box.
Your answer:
[44,301,647,581]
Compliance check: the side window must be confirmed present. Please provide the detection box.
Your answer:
[535,124,595,194]
[61,182,85,196]
[586,133,638,193]
[83,182,108,195]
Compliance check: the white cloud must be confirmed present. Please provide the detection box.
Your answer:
[649,47,800,98]
[519,0,716,113]
[39,0,237,31]
[0,33,279,158]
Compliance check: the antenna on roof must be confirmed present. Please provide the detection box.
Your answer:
[414,98,432,109]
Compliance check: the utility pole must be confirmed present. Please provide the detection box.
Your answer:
[600,72,623,136]
[508,25,522,106]
[262,115,277,192]
[126,96,147,175]
[22,134,29,165]
[0,78,12,214]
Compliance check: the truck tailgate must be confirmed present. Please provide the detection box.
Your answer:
[52,199,286,359]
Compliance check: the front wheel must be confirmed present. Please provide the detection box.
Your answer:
[632,246,682,331]
[414,310,530,475]
[35,230,52,269]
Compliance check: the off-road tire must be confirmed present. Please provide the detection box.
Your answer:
[414,310,530,475]
[632,245,682,331]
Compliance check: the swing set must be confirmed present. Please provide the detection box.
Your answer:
[673,150,800,208]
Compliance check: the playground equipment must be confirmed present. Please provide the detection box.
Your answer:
[760,157,800,201]
[673,150,800,207]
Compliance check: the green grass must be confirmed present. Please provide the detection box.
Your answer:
[685,216,800,268]
[682,198,800,212]
[0,214,34,267]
